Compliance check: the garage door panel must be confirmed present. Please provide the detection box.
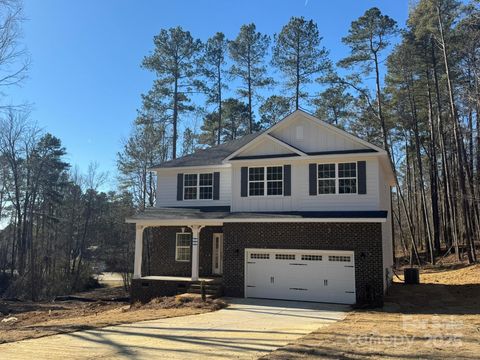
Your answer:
[245,249,356,304]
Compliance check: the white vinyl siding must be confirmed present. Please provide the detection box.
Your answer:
[231,158,379,212]
[156,167,231,207]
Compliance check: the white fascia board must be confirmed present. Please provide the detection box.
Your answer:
[151,163,231,172]
[224,218,386,223]
[126,217,386,226]
[125,218,225,227]
[228,151,382,165]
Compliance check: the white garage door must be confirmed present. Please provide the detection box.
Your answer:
[245,249,356,304]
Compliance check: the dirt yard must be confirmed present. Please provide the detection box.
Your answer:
[263,264,480,360]
[0,287,226,344]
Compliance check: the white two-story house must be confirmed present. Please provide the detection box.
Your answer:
[127,110,395,305]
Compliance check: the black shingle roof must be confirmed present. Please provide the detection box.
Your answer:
[151,132,263,169]
[127,207,388,221]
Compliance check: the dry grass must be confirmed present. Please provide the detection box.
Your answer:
[0,288,226,344]
[263,264,480,360]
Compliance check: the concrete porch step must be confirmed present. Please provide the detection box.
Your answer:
[189,283,223,290]
[185,282,224,298]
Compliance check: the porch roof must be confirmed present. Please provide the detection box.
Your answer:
[126,207,388,226]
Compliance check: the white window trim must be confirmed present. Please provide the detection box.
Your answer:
[175,232,191,262]
[247,165,284,197]
[183,173,214,201]
[317,162,358,195]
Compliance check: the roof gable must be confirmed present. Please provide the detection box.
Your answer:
[151,132,263,169]
[151,110,389,171]
[225,110,386,161]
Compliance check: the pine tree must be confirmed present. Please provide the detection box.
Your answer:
[142,27,203,159]
[272,17,330,110]
[229,24,272,133]
[198,111,220,147]
[338,7,398,162]
[202,32,228,145]
[313,84,354,127]
[221,98,250,141]
[258,95,291,129]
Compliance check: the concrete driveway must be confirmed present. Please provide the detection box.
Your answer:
[0,298,349,360]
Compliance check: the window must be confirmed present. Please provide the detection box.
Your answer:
[250,253,270,259]
[175,233,191,262]
[328,255,351,262]
[275,254,295,260]
[301,254,323,261]
[184,174,198,200]
[338,163,357,194]
[183,173,213,200]
[248,166,283,196]
[317,162,357,194]
[248,167,264,196]
[199,173,213,199]
[318,164,336,194]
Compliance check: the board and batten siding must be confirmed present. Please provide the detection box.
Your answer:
[156,167,232,207]
[237,138,293,157]
[269,115,368,153]
[230,157,380,212]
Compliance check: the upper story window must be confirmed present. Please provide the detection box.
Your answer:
[318,162,357,194]
[248,166,283,196]
[184,173,213,200]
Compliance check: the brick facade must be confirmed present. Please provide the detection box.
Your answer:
[222,222,384,305]
[142,226,222,277]
[140,222,384,305]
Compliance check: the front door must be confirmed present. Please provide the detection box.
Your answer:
[212,233,224,275]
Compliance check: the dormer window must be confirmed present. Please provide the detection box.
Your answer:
[248,166,283,196]
[183,173,213,200]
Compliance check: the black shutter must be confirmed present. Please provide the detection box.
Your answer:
[213,172,220,200]
[309,163,317,196]
[241,167,248,197]
[284,165,291,196]
[177,173,184,201]
[358,161,367,194]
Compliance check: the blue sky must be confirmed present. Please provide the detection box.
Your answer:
[7,0,410,189]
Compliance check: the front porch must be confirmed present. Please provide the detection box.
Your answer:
[130,219,225,302]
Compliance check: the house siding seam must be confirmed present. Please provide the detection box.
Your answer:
[143,226,222,277]
[222,222,384,305]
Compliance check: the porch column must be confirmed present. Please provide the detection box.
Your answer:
[189,225,204,281]
[133,224,145,279]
